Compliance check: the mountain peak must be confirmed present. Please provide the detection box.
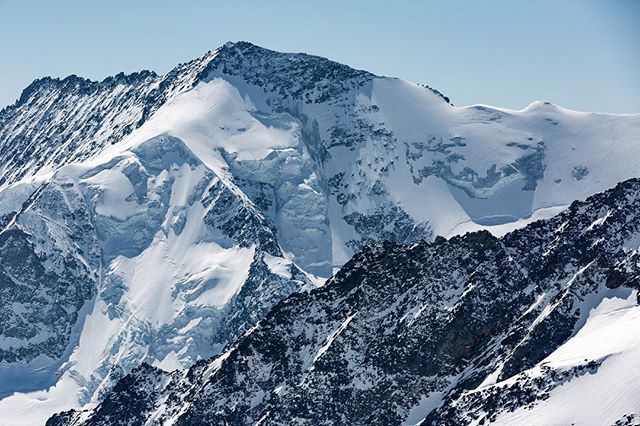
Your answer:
[193,40,374,104]
[3,41,640,426]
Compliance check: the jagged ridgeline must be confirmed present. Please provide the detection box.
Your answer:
[50,178,640,425]
[1,42,640,425]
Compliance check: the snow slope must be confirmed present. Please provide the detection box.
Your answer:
[0,134,310,425]
[490,288,640,426]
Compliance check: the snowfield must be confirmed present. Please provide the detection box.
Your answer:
[490,289,640,426]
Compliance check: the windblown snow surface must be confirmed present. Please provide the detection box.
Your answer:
[0,42,639,425]
[488,288,640,426]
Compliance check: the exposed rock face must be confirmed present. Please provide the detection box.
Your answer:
[0,182,99,366]
[198,41,374,104]
[0,228,94,364]
[50,179,640,425]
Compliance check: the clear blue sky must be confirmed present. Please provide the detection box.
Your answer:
[1,0,639,113]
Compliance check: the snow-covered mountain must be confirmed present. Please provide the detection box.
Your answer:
[49,177,640,426]
[0,41,639,424]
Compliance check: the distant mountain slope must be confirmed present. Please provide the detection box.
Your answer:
[0,41,639,425]
[0,133,315,422]
[50,178,640,426]
[3,42,639,271]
